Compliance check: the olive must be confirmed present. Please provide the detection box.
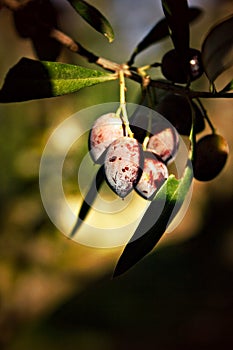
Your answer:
[193,134,229,181]
[157,94,205,135]
[89,113,124,164]
[104,137,143,198]
[134,151,168,200]
[161,48,203,83]
[147,125,180,164]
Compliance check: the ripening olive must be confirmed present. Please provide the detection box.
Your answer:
[134,152,168,200]
[89,113,124,164]
[193,134,229,181]
[157,94,205,135]
[147,125,180,164]
[104,137,143,198]
[161,48,203,83]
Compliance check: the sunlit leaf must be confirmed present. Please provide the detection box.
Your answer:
[162,0,190,73]
[0,58,116,102]
[66,0,114,42]
[220,79,233,93]
[128,7,202,65]
[70,165,105,237]
[202,15,233,82]
[113,160,193,277]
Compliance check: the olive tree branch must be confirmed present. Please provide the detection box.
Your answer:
[50,28,233,99]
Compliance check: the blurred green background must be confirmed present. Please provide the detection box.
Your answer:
[0,1,232,349]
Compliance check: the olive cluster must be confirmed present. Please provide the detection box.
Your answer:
[155,93,229,181]
[89,112,180,199]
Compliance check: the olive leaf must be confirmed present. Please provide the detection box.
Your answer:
[70,165,105,238]
[128,7,202,65]
[113,160,193,277]
[201,15,233,83]
[162,0,190,73]
[66,0,114,42]
[0,58,116,102]
[220,79,233,93]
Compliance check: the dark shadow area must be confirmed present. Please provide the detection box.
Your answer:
[0,58,53,102]
[13,192,233,350]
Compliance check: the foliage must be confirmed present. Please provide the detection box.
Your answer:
[0,0,232,277]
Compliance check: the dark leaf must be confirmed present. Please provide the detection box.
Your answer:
[13,0,58,38]
[70,165,105,237]
[162,0,190,76]
[202,15,233,83]
[0,58,116,102]
[220,79,233,93]
[113,160,193,277]
[13,0,61,60]
[32,35,61,61]
[66,0,114,42]
[128,7,202,65]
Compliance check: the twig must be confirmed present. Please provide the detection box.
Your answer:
[50,28,233,100]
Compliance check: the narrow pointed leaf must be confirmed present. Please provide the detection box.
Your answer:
[220,79,233,93]
[70,165,105,237]
[113,160,193,277]
[128,7,202,65]
[202,15,233,83]
[0,58,116,102]
[67,0,114,42]
[162,0,190,73]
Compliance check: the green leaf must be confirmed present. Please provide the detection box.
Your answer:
[128,7,202,65]
[202,15,233,83]
[113,160,193,277]
[0,58,116,102]
[162,0,190,74]
[70,165,105,237]
[220,79,233,93]
[66,0,114,42]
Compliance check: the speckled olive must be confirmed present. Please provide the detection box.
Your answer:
[134,152,168,200]
[147,125,180,164]
[89,113,124,164]
[104,137,143,198]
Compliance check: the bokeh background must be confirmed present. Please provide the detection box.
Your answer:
[0,0,232,349]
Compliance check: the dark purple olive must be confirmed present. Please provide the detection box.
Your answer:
[157,93,205,135]
[161,48,203,83]
[193,134,229,181]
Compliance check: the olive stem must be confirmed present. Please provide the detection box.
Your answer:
[48,27,233,100]
[186,97,196,162]
[118,70,134,138]
[196,98,216,133]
